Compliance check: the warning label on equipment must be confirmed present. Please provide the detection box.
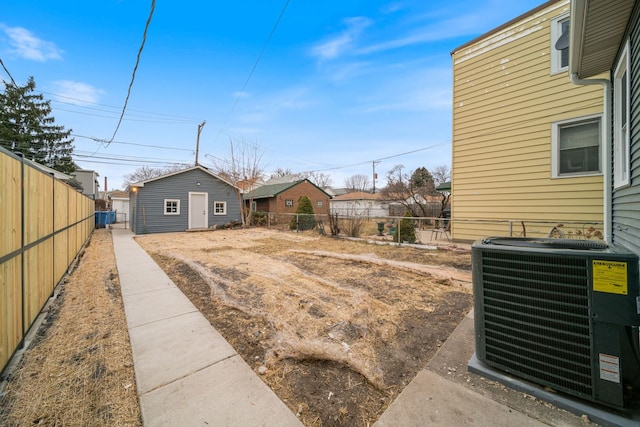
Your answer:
[592,260,628,295]
[599,353,620,383]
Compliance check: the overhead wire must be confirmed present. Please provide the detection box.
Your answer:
[40,90,199,122]
[51,100,195,124]
[213,0,291,143]
[0,58,17,86]
[105,0,156,147]
[72,134,194,152]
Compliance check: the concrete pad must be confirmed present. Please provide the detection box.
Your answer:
[140,355,303,427]
[374,369,547,427]
[122,287,197,328]
[118,270,176,296]
[114,259,163,277]
[129,311,236,394]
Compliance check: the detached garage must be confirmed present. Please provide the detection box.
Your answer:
[128,166,241,234]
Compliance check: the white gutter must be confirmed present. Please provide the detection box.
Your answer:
[569,74,612,243]
[569,0,612,243]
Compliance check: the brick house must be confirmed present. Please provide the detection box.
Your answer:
[244,179,331,215]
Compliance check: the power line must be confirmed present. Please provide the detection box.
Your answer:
[52,100,195,123]
[74,158,187,167]
[106,0,156,147]
[73,150,190,163]
[72,133,194,152]
[40,90,199,122]
[0,58,17,86]
[214,0,291,143]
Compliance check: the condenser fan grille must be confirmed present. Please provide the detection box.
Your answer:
[479,251,594,397]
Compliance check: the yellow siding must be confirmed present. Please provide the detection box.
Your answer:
[451,0,605,241]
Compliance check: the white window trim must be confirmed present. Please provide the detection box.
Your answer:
[614,40,631,189]
[551,114,603,179]
[213,201,227,215]
[164,199,181,215]
[550,12,570,75]
[285,199,294,207]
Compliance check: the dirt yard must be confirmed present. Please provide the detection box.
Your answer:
[136,228,473,426]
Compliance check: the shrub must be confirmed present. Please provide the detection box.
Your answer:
[252,210,268,226]
[342,216,366,238]
[290,195,317,231]
[394,211,417,243]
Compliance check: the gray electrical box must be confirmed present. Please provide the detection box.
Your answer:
[472,237,640,409]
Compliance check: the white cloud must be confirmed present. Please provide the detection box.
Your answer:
[380,2,404,14]
[358,3,536,55]
[1,25,62,61]
[53,80,103,105]
[310,17,373,60]
[355,66,452,113]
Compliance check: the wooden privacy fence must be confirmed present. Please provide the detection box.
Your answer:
[1,148,94,373]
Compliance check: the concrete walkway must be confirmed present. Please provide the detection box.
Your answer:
[111,228,302,427]
[111,227,587,426]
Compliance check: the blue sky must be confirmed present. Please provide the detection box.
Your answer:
[2,0,543,190]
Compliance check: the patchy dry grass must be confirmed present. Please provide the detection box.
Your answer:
[136,228,472,426]
[0,229,140,427]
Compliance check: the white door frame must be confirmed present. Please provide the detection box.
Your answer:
[188,191,208,229]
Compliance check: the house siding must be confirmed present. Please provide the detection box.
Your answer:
[251,181,330,215]
[130,168,240,234]
[330,199,390,217]
[613,2,640,254]
[451,0,605,241]
[278,182,330,215]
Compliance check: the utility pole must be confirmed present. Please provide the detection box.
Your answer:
[372,160,381,193]
[195,120,206,166]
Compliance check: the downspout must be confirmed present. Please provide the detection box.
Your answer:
[570,74,612,243]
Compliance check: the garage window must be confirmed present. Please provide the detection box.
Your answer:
[164,199,180,215]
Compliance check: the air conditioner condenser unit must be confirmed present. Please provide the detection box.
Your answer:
[472,237,640,409]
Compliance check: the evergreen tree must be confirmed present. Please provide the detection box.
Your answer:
[0,77,76,174]
[290,195,317,231]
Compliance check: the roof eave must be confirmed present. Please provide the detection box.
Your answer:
[569,0,636,78]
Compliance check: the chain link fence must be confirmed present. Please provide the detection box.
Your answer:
[248,211,604,244]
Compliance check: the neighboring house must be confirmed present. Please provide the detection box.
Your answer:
[569,0,639,253]
[107,190,130,222]
[72,169,100,199]
[330,191,393,217]
[236,177,265,194]
[451,0,606,241]
[128,165,241,234]
[244,179,331,215]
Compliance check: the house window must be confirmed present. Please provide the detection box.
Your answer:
[164,199,180,215]
[285,199,294,207]
[551,13,570,75]
[614,40,631,188]
[551,115,601,178]
[214,201,227,215]
[316,200,323,207]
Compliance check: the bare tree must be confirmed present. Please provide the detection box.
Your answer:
[379,165,437,217]
[306,171,332,188]
[269,168,331,188]
[344,174,371,192]
[270,167,295,179]
[431,164,451,188]
[211,138,265,227]
[123,164,190,188]
[431,164,451,217]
